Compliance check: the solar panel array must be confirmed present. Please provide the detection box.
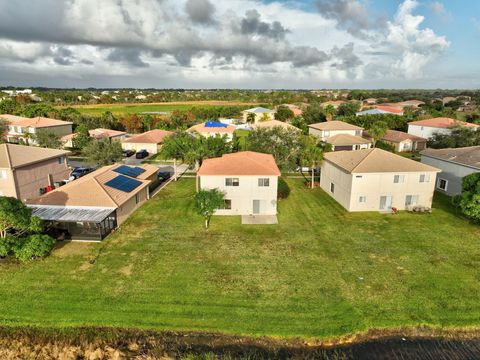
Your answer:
[113,165,146,178]
[105,175,142,193]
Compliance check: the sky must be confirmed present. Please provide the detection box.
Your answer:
[0,0,478,89]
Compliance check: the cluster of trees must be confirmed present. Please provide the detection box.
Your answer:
[0,197,55,262]
[428,127,480,149]
[454,173,480,223]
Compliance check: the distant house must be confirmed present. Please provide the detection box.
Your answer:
[364,129,427,152]
[279,104,303,116]
[242,107,275,123]
[321,100,347,109]
[187,121,236,141]
[407,117,479,140]
[0,144,70,201]
[121,129,173,154]
[320,148,440,212]
[363,98,377,105]
[356,106,403,116]
[61,128,127,148]
[326,134,371,151]
[27,164,159,240]
[397,100,425,108]
[197,151,281,216]
[0,114,73,145]
[421,146,480,196]
[308,120,363,141]
[251,119,300,132]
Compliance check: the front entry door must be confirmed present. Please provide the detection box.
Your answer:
[379,196,392,210]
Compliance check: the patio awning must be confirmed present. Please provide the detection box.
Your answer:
[28,205,115,223]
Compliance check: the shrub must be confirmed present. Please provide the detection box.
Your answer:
[14,235,55,262]
[277,177,291,199]
[0,235,18,257]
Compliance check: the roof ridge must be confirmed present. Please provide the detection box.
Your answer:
[350,148,375,173]
[92,175,119,207]
[4,144,12,168]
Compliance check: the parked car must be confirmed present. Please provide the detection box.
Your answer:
[122,149,135,157]
[135,149,149,159]
[296,166,320,175]
[157,171,171,182]
[70,167,94,180]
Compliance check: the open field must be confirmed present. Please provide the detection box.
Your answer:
[59,101,260,116]
[0,178,479,340]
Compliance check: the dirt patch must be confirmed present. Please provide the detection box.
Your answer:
[53,242,94,258]
[118,264,133,276]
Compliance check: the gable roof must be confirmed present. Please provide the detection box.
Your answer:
[309,120,363,131]
[27,164,156,208]
[89,128,126,139]
[367,129,426,143]
[326,134,371,146]
[122,129,173,144]
[374,105,404,114]
[243,107,275,113]
[0,143,70,169]
[187,122,235,134]
[0,114,73,128]
[421,146,480,169]
[198,151,280,176]
[251,120,300,131]
[324,148,439,174]
[408,117,480,129]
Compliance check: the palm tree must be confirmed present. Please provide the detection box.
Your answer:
[368,121,388,148]
[301,136,324,189]
[323,105,336,121]
[246,112,256,124]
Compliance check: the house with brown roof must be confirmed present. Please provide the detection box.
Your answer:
[121,129,173,154]
[326,134,371,151]
[0,144,70,202]
[61,128,127,148]
[187,121,236,141]
[27,164,159,240]
[407,117,479,139]
[251,119,300,132]
[364,129,427,152]
[0,114,73,145]
[320,148,440,212]
[197,151,281,216]
[421,146,480,196]
[308,121,364,142]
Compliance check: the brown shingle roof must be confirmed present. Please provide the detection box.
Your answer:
[27,164,153,208]
[251,120,300,131]
[408,117,479,129]
[324,148,439,174]
[0,143,70,169]
[421,146,480,169]
[0,114,73,128]
[198,151,280,176]
[326,134,371,146]
[378,130,426,143]
[187,123,235,134]
[308,120,363,131]
[122,129,173,144]
[89,128,126,139]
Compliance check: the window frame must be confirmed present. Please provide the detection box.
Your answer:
[359,196,366,203]
[225,178,240,187]
[419,173,430,183]
[258,178,270,187]
[224,199,232,210]
[438,178,448,191]
[393,174,405,183]
[405,194,419,206]
[330,182,335,193]
[0,170,6,180]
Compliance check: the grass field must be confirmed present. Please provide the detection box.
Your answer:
[61,101,259,116]
[0,178,479,339]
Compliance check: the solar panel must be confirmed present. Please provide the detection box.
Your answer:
[113,165,146,178]
[105,175,142,192]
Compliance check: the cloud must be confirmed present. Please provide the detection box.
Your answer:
[239,9,289,41]
[185,0,216,25]
[106,48,149,68]
[429,1,445,14]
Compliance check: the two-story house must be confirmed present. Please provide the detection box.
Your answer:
[0,144,70,201]
[197,151,281,215]
[1,114,73,145]
[320,148,440,212]
[308,121,369,151]
[407,117,479,140]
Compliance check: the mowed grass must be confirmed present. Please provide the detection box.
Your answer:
[0,178,479,339]
[62,101,259,116]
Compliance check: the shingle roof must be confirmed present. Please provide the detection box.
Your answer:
[243,107,275,113]
[408,117,479,129]
[122,129,173,144]
[251,120,300,131]
[421,146,480,169]
[324,148,439,174]
[374,105,404,114]
[374,129,426,143]
[187,122,235,134]
[0,114,73,128]
[198,151,281,176]
[309,120,363,131]
[326,134,371,146]
[27,164,155,208]
[0,143,70,169]
[89,128,126,139]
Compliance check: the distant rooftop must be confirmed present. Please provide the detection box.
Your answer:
[421,146,480,169]
[243,107,275,113]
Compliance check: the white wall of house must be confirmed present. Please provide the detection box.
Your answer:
[121,142,159,154]
[309,128,362,141]
[242,111,275,123]
[7,124,73,145]
[408,124,451,140]
[421,155,480,196]
[199,175,278,215]
[320,161,438,212]
[331,143,370,151]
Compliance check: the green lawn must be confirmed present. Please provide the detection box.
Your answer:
[0,179,479,340]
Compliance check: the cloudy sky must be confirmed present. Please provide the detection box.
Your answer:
[0,0,478,89]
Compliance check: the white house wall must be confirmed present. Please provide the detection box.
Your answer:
[408,124,451,139]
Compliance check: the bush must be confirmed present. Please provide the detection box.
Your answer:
[0,235,18,257]
[14,235,55,262]
[277,177,291,199]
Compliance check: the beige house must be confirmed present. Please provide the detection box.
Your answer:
[309,121,363,141]
[197,151,281,216]
[326,134,371,151]
[27,164,158,240]
[61,128,127,148]
[366,129,427,152]
[0,144,70,201]
[242,107,275,123]
[320,148,440,212]
[121,129,173,154]
[1,114,73,145]
[187,122,236,141]
[251,119,300,132]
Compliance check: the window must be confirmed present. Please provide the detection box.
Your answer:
[393,175,405,183]
[419,173,430,183]
[405,195,419,206]
[225,178,239,186]
[359,196,366,203]
[324,130,330,137]
[438,178,448,191]
[354,144,361,150]
[258,178,270,187]
[0,170,6,179]
[355,175,363,178]
[58,156,65,164]
[224,199,232,209]
[330,182,335,193]
[355,130,362,136]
